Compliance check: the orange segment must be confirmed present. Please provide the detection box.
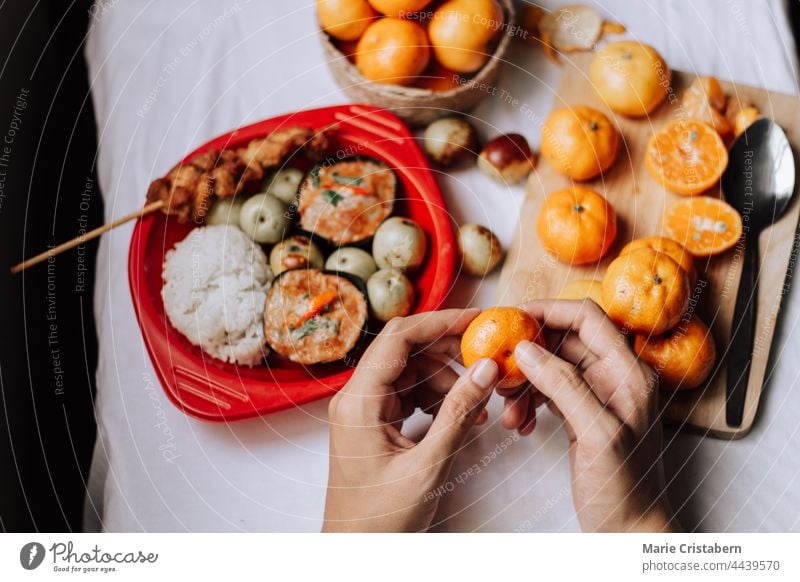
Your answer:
[645,120,728,195]
[663,196,743,257]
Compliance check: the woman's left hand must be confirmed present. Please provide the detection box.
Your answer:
[323,309,499,532]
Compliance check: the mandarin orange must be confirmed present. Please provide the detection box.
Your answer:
[620,236,696,287]
[682,76,733,139]
[461,306,545,390]
[590,41,670,117]
[662,196,743,257]
[355,18,430,85]
[634,315,717,391]
[428,0,503,73]
[601,248,690,335]
[645,119,728,196]
[556,279,604,307]
[540,106,619,181]
[368,0,432,18]
[536,186,617,265]
[317,0,377,41]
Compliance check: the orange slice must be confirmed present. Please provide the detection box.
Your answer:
[663,196,743,257]
[645,119,728,195]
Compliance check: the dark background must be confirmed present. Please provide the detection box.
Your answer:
[0,1,799,532]
[0,0,102,531]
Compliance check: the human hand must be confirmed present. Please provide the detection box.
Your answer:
[504,300,677,532]
[323,309,499,532]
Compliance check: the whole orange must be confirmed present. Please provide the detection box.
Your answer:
[412,62,462,91]
[620,236,696,288]
[590,41,670,117]
[536,186,617,265]
[601,248,690,335]
[317,0,377,41]
[540,106,619,181]
[556,279,604,307]
[368,0,432,18]
[461,306,545,389]
[356,18,430,85]
[428,0,503,73]
[634,315,716,391]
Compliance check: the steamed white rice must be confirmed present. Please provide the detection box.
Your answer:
[161,225,274,366]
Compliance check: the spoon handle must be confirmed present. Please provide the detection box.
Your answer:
[726,238,758,427]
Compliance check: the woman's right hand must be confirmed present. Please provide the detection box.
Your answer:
[507,300,678,532]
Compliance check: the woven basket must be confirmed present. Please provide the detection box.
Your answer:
[320,0,516,127]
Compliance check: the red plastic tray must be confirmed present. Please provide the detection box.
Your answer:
[129,104,457,422]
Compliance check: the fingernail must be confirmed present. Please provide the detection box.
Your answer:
[471,358,498,390]
[515,340,542,368]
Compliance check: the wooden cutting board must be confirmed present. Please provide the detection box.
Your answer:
[497,53,800,439]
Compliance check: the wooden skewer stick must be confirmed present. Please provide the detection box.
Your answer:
[10,200,165,274]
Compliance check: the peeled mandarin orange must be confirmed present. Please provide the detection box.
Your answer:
[601,248,690,335]
[590,41,670,117]
[620,236,696,287]
[461,306,545,390]
[428,0,503,73]
[726,100,761,138]
[556,279,604,307]
[536,186,617,265]
[688,76,727,111]
[663,196,743,257]
[541,106,619,181]
[732,106,761,137]
[634,315,717,391]
[682,76,733,139]
[645,119,728,196]
[368,0,432,18]
[317,0,378,41]
[355,18,430,85]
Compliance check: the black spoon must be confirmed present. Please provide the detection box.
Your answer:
[722,118,795,427]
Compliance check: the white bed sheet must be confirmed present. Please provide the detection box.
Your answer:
[84,0,800,532]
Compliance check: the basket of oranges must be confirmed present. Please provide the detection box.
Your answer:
[317,0,516,126]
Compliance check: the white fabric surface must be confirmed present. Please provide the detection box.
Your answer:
[85,0,800,532]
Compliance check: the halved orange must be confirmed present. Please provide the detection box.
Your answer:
[663,196,743,257]
[645,119,728,195]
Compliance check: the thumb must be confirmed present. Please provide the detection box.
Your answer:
[420,358,498,461]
